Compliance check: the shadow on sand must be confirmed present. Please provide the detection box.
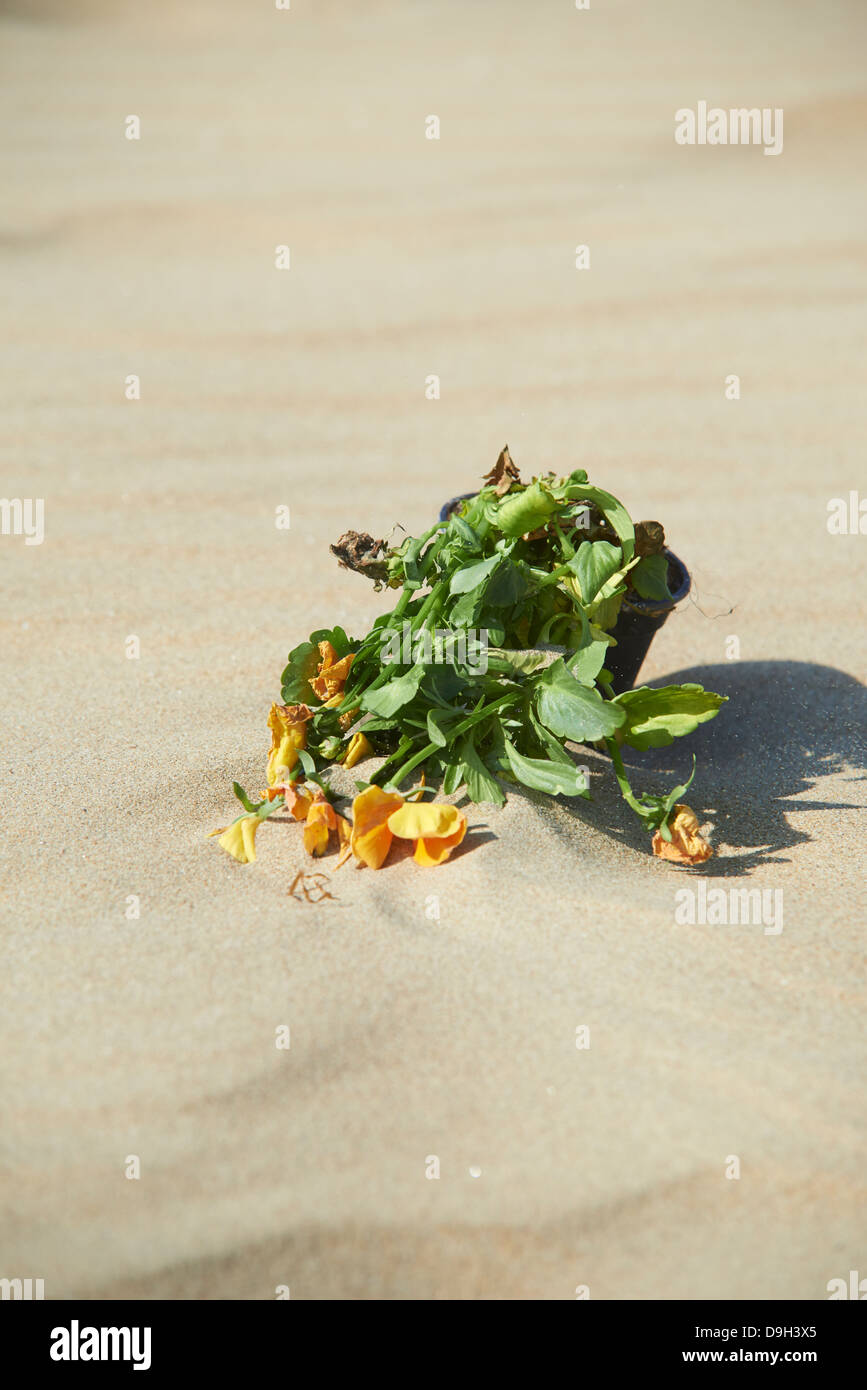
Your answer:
[564,660,866,876]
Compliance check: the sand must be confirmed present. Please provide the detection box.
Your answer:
[1,0,865,1299]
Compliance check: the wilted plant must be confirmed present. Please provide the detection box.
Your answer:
[215,449,726,869]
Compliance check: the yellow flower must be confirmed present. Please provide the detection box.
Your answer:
[349,785,404,869]
[651,804,713,865]
[310,641,355,702]
[267,702,313,785]
[387,801,467,867]
[343,732,373,768]
[211,814,260,864]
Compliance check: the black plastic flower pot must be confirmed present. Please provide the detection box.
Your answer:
[439,493,691,693]
[603,550,690,693]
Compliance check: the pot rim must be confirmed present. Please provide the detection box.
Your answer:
[624,549,690,614]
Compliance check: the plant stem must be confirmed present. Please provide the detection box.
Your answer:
[387,693,516,788]
[390,586,415,620]
[369,735,414,786]
[533,558,575,588]
[409,577,447,630]
[338,578,448,711]
[604,736,646,820]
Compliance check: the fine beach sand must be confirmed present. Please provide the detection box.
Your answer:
[1,0,865,1299]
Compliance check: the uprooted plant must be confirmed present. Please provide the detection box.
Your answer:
[213,448,727,871]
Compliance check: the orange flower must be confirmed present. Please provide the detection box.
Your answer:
[651,804,713,864]
[387,801,467,867]
[304,796,336,856]
[267,703,313,785]
[282,782,314,821]
[310,641,355,703]
[302,789,351,861]
[349,785,404,869]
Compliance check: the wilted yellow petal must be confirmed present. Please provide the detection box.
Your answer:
[328,653,354,683]
[267,703,312,785]
[303,795,339,856]
[386,801,468,866]
[652,803,713,865]
[343,732,373,769]
[310,649,355,702]
[350,785,403,869]
[303,817,330,857]
[335,815,352,868]
[311,793,338,826]
[283,783,314,821]
[414,820,467,867]
[387,802,463,841]
[216,814,260,864]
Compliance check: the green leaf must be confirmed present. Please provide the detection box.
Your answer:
[360,663,426,717]
[421,666,467,705]
[614,684,727,750]
[329,626,355,657]
[569,540,624,604]
[256,792,287,821]
[485,647,554,676]
[449,586,485,626]
[232,782,261,813]
[566,621,613,686]
[494,482,557,537]
[477,614,505,646]
[503,738,589,797]
[449,515,482,551]
[449,553,501,595]
[485,559,530,606]
[535,659,626,742]
[625,760,697,835]
[442,758,464,796]
[564,484,635,561]
[631,553,672,601]
[460,736,506,805]
[401,536,432,587]
[586,590,625,632]
[280,641,320,703]
[527,707,583,770]
[568,638,611,686]
[426,708,451,748]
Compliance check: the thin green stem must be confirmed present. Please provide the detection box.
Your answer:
[370,735,414,786]
[409,578,447,630]
[605,736,645,819]
[387,693,516,788]
[533,558,575,588]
